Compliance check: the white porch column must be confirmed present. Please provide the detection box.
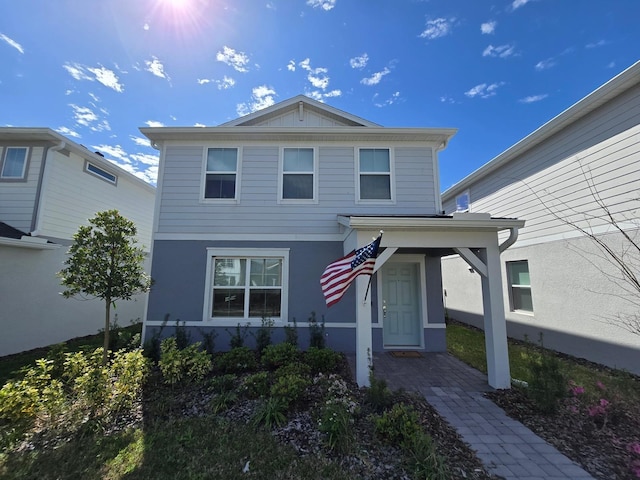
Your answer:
[355,274,373,387]
[480,244,511,389]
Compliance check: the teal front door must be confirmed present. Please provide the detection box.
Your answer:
[382,262,422,347]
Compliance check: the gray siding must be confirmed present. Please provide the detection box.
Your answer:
[0,145,43,232]
[157,145,437,235]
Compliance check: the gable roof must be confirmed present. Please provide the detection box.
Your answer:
[442,60,640,199]
[220,95,380,127]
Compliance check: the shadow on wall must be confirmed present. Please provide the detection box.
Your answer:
[448,309,640,376]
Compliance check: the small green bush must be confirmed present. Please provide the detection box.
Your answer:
[226,323,250,349]
[365,372,394,412]
[526,336,566,413]
[270,373,310,406]
[374,403,422,445]
[274,362,311,380]
[405,430,449,480]
[252,396,288,429]
[252,317,274,354]
[318,401,353,453]
[308,311,325,349]
[211,391,238,414]
[261,342,299,369]
[284,318,298,347]
[242,372,271,398]
[158,338,212,385]
[304,347,341,374]
[207,374,238,394]
[217,347,257,373]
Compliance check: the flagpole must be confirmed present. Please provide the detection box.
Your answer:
[363,230,383,304]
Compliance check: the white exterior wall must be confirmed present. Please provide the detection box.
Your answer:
[37,150,155,247]
[0,145,44,232]
[156,143,436,236]
[0,244,150,356]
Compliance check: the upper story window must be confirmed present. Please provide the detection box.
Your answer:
[281,147,316,202]
[506,260,534,313]
[0,147,29,180]
[358,148,392,201]
[85,161,117,185]
[455,190,470,212]
[205,148,238,199]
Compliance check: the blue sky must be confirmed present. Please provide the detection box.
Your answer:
[1,0,638,189]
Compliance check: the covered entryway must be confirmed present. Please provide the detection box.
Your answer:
[381,260,424,348]
[339,212,524,390]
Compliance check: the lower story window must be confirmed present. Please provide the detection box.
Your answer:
[207,249,289,321]
[506,260,533,313]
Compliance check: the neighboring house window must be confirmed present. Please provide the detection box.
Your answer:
[205,148,238,199]
[281,148,315,201]
[507,260,534,313]
[85,161,117,185]
[206,248,289,322]
[358,148,392,201]
[456,190,470,212]
[0,147,29,180]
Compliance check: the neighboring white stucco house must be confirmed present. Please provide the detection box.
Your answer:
[441,61,640,375]
[141,95,524,387]
[0,128,156,356]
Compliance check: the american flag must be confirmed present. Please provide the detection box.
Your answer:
[320,235,382,307]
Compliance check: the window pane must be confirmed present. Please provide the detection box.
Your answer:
[512,286,533,312]
[207,148,237,171]
[214,258,246,286]
[283,174,313,199]
[249,289,281,317]
[283,148,313,172]
[249,258,282,286]
[205,173,236,198]
[2,148,27,178]
[508,261,530,286]
[456,192,469,212]
[212,289,245,317]
[360,149,389,172]
[360,175,391,199]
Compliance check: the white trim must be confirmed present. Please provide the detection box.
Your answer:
[355,146,396,204]
[277,146,319,204]
[0,146,29,180]
[202,247,290,324]
[144,320,358,328]
[431,146,443,213]
[200,146,242,204]
[0,236,61,250]
[84,160,118,185]
[152,232,346,242]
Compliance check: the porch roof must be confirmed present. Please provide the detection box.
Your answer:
[338,213,525,232]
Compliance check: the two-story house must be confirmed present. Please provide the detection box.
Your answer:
[141,95,524,387]
[0,128,155,356]
[441,61,640,375]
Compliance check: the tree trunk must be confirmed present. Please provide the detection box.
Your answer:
[103,298,111,365]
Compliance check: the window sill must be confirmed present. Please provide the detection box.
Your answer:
[200,198,239,205]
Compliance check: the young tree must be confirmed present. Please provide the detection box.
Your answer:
[59,210,151,364]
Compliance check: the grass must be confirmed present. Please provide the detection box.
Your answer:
[446,319,640,401]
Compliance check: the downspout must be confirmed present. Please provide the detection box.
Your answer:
[31,140,66,236]
[499,227,519,253]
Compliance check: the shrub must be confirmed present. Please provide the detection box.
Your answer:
[174,320,191,350]
[308,311,325,349]
[270,373,310,406]
[365,371,394,412]
[106,349,149,414]
[208,374,238,394]
[243,372,271,399]
[252,317,274,354]
[526,336,566,413]
[211,391,238,414]
[158,338,212,385]
[226,323,250,349]
[374,403,422,445]
[318,402,353,452]
[405,430,449,480]
[64,348,110,412]
[198,329,218,356]
[304,347,341,374]
[261,342,299,369]
[217,347,257,373]
[252,397,288,429]
[284,318,298,347]
[274,362,311,380]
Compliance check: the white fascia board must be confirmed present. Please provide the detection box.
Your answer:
[0,237,61,250]
[338,215,525,232]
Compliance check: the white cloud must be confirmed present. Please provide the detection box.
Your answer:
[482,44,516,58]
[130,135,151,147]
[480,21,496,34]
[145,120,165,127]
[305,89,342,102]
[216,46,250,72]
[464,82,505,99]
[511,0,531,10]
[63,63,93,81]
[0,33,24,54]
[130,152,160,166]
[361,67,390,86]
[350,53,369,69]
[535,58,556,71]
[92,144,129,163]
[374,91,400,107]
[143,23,150,31]
[55,126,81,138]
[236,85,277,116]
[217,76,236,90]
[419,17,455,40]
[586,39,607,49]
[299,58,331,90]
[287,60,296,71]
[197,78,211,85]
[145,56,169,80]
[519,94,548,103]
[266,2,276,10]
[87,66,124,92]
[69,104,111,131]
[306,0,336,11]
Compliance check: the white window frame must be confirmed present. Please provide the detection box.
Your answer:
[356,147,395,204]
[506,260,534,314]
[203,248,289,325]
[278,146,318,204]
[455,190,470,212]
[84,160,118,185]
[201,146,241,204]
[0,147,29,181]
